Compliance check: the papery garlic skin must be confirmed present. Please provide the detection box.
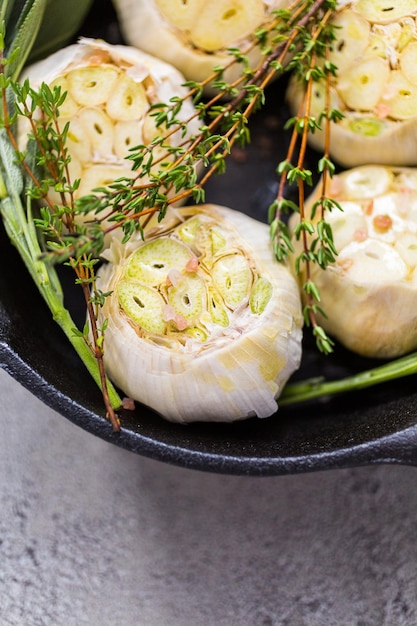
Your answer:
[112,0,291,92]
[290,165,417,358]
[96,204,303,423]
[286,2,417,167]
[18,38,200,213]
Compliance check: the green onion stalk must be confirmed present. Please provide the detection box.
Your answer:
[280,351,417,405]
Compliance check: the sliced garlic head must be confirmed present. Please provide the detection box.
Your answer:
[112,0,291,92]
[96,204,303,423]
[290,165,417,358]
[18,38,200,219]
[286,1,417,167]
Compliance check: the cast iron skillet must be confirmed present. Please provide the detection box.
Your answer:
[1,0,417,476]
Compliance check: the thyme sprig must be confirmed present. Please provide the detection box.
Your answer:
[49,0,338,272]
[23,0,341,360]
[269,1,340,353]
[0,58,122,430]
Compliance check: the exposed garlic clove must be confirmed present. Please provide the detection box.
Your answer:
[153,0,202,30]
[155,0,265,52]
[329,9,371,72]
[50,77,79,118]
[337,56,390,111]
[207,286,230,326]
[289,165,417,358]
[339,164,393,198]
[167,273,205,323]
[77,107,115,160]
[125,238,193,286]
[113,120,143,160]
[395,231,417,266]
[400,40,417,83]
[117,281,168,334]
[381,69,417,119]
[308,81,343,120]
[61,116,92,164]
[189,0,265,52]
[352,0,417,24]
[211,253,252,310]
[95,203,303,423]
[67,66,119,107]
[106,74,148,121]
[324,201,368,252]
[337,239,407,284]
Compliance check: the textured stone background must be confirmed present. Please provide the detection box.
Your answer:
[1,367,417,626]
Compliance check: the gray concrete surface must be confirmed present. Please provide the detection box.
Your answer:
[0,367,416,626]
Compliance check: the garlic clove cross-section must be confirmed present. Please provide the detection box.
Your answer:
[286,1,417,167]
[289,165,417,358]
[95,204,303,423]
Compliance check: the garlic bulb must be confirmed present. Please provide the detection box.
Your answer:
[290,165,417,358]
[112,0,291,91]
[18,38,200,214]
[286,1,417,167]
[96,204,303,423]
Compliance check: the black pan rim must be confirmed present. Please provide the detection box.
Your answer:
[3,338,417,476]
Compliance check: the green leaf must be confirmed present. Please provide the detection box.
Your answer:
[0,128,23,195]
[3,0,94,80]
[4,0,48,80]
